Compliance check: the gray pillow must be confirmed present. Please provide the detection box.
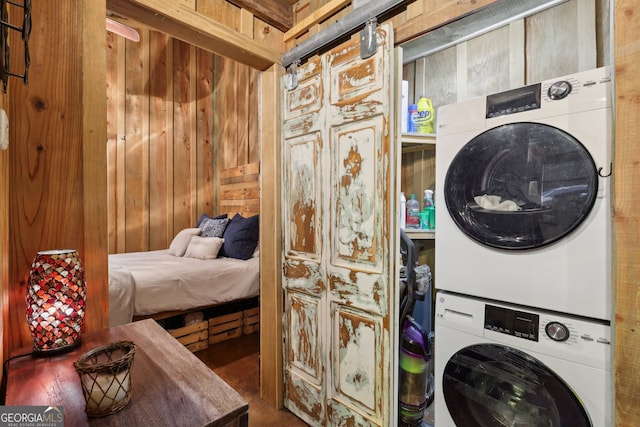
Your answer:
[199,217,230,238]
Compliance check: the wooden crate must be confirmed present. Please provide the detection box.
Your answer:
[168,320,209,353]
[243,307,260,335]
[209,311,243,344]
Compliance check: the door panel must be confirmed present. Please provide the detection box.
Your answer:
[283,56,327,425]
[285,133,322,259]
[331,304,381,412]
[283,23,396,426]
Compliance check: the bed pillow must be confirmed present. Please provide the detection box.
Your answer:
[200,217,230,238]
[184,236,224,260]
[196,212,227,228]
[220,214,259,260]
[168,228,202,257]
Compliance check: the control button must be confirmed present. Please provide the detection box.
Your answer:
[548,81,572,100]
[580,334,594,341]
[546,321,570,342]
[597,337,611,345]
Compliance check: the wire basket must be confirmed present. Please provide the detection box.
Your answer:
[73,340,136,417]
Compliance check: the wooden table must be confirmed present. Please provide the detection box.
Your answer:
[5,319,248,426]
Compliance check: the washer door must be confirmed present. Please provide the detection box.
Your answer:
[444,122,598,249]
[443,344,591,427]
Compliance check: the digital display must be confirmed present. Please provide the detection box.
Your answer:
[486,83,542,118]
[485,304,539,341]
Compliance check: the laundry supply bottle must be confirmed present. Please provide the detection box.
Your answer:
[400,192,407,230]
[416,96,435,134]
[423,189,435,230]
[420,191,429,230]
[406,194,420,229]
[408,103,418,133]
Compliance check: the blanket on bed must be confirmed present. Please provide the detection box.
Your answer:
[108,249,260,326]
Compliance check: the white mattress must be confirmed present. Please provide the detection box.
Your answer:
[108,249,259,326]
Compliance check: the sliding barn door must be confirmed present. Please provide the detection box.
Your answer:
[282,24,398,426]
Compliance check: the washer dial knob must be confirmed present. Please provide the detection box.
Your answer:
[546,321,570,342]
[547,81,572,100]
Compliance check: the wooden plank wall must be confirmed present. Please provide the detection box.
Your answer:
[613,0,640,425]
[214,55,261,218]
[106,26,260,254]
[5,1,109,353]
[196,0,286,53]
[0,80,6,382]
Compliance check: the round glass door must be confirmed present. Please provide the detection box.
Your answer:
[443,344,591,427]
[444,122,598,249]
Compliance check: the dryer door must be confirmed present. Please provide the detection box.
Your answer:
[444,122,598,249]
[442,343,591,427]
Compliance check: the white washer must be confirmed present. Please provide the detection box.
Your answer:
[435,67,612,320]
[434,291,611,427]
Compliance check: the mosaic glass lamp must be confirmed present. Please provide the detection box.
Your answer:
[26,249,86,356]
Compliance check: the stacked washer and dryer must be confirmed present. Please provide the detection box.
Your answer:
[433,67,613,426]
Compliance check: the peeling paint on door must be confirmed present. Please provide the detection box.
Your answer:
[290,294,321,379]
[335,308,377,411]
[287,137,319,255]
[283,24,397,427]
[336,128,376,262]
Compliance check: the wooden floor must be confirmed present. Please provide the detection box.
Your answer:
[195,333,308,427]
[196,332,435,426]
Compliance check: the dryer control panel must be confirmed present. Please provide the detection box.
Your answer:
[485,83,541,118]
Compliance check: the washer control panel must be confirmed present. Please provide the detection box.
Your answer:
[484,304,539,341]
[438,292,610,370]
[484,304,609,347]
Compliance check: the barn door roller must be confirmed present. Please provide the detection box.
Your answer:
[360,18,377,59]
[281,0,407,68]
[286,60,299,90]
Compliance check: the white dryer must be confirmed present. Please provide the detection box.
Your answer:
[434,291,611,427]
[435,67,612,320]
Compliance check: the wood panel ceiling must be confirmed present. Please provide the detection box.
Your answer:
[228,0,298,32]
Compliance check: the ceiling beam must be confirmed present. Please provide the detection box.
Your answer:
[284,0,351,42]
[106,0,281,70]
[226,0,293,32]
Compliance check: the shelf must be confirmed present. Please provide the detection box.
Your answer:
[403,229,435,240]
[401,133,436,153]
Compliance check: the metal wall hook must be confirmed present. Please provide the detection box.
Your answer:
[598,162,613,178]
[0,0,31,93]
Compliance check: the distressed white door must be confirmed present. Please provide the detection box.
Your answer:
[282,24,398,426]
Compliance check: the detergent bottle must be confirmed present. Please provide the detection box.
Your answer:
[406,194,420,229]
[423,189,435,230]
[416,96,435,134]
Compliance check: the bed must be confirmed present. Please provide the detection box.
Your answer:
[108,213,260,326]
